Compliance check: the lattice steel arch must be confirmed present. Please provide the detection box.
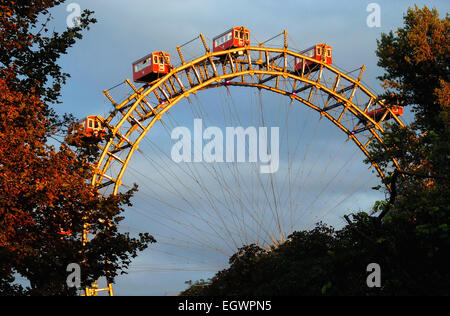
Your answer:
[84,32,405,295]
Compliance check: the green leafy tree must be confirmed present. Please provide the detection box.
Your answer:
[0,1,155,295]
[368,5,449,263]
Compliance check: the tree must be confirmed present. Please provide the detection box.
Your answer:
[0,1,155,295]
[181,6,450,296]
[369,5,449,261]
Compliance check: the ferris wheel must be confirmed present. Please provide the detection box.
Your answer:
[76,27,404,296]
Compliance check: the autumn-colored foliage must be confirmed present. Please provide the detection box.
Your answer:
[0,1,154,295]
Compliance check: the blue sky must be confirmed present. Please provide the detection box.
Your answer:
[43,0,450,295]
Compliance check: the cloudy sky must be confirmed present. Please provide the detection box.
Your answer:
[43,0,450,295]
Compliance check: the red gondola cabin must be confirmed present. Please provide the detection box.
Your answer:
[366,106,404,121]
[68,115,106,142]
[294,44,332,72]
[213,26,250,53]
[132,51,171,83]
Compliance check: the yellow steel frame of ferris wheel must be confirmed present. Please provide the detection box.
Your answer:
[83,31,405,296]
